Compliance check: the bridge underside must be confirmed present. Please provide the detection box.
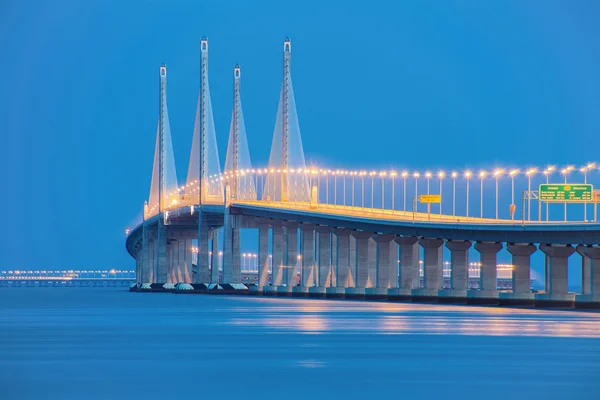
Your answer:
[126,202,600,307]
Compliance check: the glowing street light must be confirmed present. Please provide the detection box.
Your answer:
[525,168,537,221]
[543,166,555,221]
[479,171,486,218]
[438,171,445,216]
[561,167,573,221]
[509,169,519,207]
[465,171,472,218]
[581,164,594,221]
[391,171,397,211]
[413,172,420,212]
[402,171,408,211]
[380,171,387,210]
[451,172,457,217]
[493,169,503,219]
[370,171,376,208]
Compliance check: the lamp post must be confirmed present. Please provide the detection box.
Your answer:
[561,166,573,221]
[581,163,594,221]
[438,171,445,216]
[509,169,519,205]
[525,168,536,221]
[361,171,366,208]
[451,172,457,217]
[493,169,503,219]
[351,171,356,207]
[380,171,387,210]
[343,170,347,206]
[391,171,397,211]
[402,171,408,212]
[334,170,338,205]
[465,171,472,218]
[544,166,554,221]
[370,171,376,208]
[479,171,486,218]
[413,172,420,212]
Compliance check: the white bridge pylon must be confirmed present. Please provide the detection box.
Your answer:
[146,64,180,219]
[224,65,256,201]
[183,37,223,207]
[263,38,310,203]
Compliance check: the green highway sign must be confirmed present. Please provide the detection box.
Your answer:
[539,184,593,202]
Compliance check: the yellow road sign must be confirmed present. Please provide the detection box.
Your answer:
[420,194,441,203]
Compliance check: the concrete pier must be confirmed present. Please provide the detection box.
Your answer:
[467,242,502,304]
[271,223,284,286]
[536,244,575,306]
[316,226,333,287]
[300,223,316,287]
[333,228,351,288]
[210,230,219,283]
[576,246,600,306]
[257,221,270,290]
[440,240,471,302]
[373,234,394,289]
[352,231,373,288]
[141,223,150,283]
[414,238,443,298]
[157,219,168,283]
[284,222,298,286]
[500,243,536,305]
[197,213,209,283]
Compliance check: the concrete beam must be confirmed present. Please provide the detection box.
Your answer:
[395,236,419,290]
[316,226,333,287]
[299,223,316,287]
[352,231,373,288]
[284,221,299,286]
[257,222,270,289]
[373,234,395,289]
[272,223,284,286]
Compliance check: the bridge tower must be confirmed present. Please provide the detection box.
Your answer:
[264,37,309,203]
[224,65,255,201]
[281,38,291,202]
[184,37,222,206]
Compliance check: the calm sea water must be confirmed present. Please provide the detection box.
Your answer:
[1,288,600,400]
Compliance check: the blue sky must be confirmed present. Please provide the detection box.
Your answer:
[1,0,599,280]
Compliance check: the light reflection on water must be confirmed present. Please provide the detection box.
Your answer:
[223,297,600,338]
[2,289,600,399]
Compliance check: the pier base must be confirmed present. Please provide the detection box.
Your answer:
[535,293,575,308]
[498,292,535,307]
[438,289,468,304]
[387,288,412,302]
[466,289,499,305]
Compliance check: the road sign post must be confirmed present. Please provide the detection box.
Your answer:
[420,194,441,221]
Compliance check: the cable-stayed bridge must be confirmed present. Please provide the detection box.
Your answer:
[126,37,600,308]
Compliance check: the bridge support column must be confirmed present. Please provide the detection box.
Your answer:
[257,221,270,290]
[536,244,575,306]
[374,234,394,290]
[135,247,142,284]
[316,226,333,288]
[575,246,600,306]
[167,241,174,283]
[283,222,298,288]
[576,245,593,295]
[349,235,357,287]
[222,208,233,283]
[389,236,418,300]
[439,240,471,302]
[368,238,377,288]
[197,212,210,283]
[141,224,150,283]
[499,243,536,305]
[271,223,284,287]
[468,241,502,303]
[350,231,373,292]
[298,224,316,290]
[333,229,351,289]
[413,238,443,299]
[210,230,219,283]
[156,219,168,283]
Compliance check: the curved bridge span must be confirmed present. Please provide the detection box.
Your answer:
[126,36,600,308]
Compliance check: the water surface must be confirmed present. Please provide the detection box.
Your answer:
[1,288,599,399]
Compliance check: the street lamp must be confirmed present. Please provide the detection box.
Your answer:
[391,171,397,211]
[425,172,432,194]
[479,171,486,218]
[544,166,555,221]
[360,171,366,208]
[509,169,519,206]
[451,172,457,216]
[561,166,573,221]
[581,163,595,221]
[438,171,445,216]
[493,169,503,219]
[413,172,420,212]
[525,168,537,221]
[370,171,376,208]
[465,171,472,217]
[402,171,408,211]
[380,171,387,210]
